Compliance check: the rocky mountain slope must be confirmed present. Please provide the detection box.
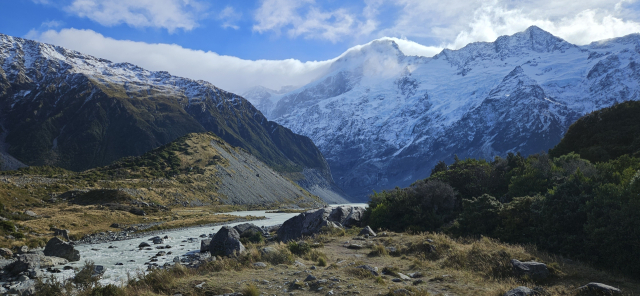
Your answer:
[244,26,640,199]
[0,34,349,203]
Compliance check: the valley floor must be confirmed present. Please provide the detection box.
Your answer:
[47,228,640,296]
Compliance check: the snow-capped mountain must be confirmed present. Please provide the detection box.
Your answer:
[244,26,640,200]
[0,33,350,203]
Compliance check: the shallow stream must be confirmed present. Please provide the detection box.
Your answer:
[53,204,367,286]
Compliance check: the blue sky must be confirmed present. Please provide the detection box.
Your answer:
[2,0,640,93]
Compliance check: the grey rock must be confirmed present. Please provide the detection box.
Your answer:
[138,242,151,248]
[50,228,70,241]
[43,237,80,261]
[39,256,69,268]
[392,278,402,282]
[92,265,105,277]
[8,254,41,275]
[200,239,211,253]
[0,258,15,269]
[511,259,549,280]
[305,274,317,281]
[16,246,28,254]
[578,282,622,295]
[397,273,411,280]
[253,262,267,268]
[359,226,376,237]
[23,210,37,217]
[504,286,537,296]
[355,265,378,276]
[347,244,363,250]
[277,206,365,242]
[209,226,245,257]
[152,237,164,244]
[234,223,267,236]
[8,279,35,295]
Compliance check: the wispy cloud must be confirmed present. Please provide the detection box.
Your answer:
[218,6,242,30]
[28,28,333,93]
[41,20,64,28]
[64,0,208,33]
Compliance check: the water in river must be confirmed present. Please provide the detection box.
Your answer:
[53,204,367,286]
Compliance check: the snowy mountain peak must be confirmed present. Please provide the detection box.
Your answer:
[331,39,405,72]
[244,28,640,199]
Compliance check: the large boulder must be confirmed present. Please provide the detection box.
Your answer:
[44,237,80,261]
[200,239,212,253]
[50,228,70,241]
[277,206,365,242]
[8,254,41,276]
[511,259,549,280]
[234,223,267,236]
[209,226,245,257]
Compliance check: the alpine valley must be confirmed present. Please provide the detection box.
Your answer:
[243,26,640,200]
[0,33,349,204]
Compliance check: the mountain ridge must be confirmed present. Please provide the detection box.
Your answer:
[0,33,350,204]
[244,26,640,199]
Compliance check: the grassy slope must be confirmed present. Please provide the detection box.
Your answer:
[0,132,320,248]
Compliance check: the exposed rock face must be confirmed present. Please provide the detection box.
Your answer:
[578,282,622,295]
[209,226,245,257]
[43,237,80,261]
[277,206,365,242]
[511,259,549,280]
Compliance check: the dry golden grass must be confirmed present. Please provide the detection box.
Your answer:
[36,229,640,296]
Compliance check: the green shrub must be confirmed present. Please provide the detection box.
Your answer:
[288,241,311,256]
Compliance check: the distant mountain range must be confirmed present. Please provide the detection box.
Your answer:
[0,33,349,204]
[243,26,640,200]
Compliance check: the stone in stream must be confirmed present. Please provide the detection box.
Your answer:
[209,226,245,257]
[43,237,80,261]
[138,242,151,248]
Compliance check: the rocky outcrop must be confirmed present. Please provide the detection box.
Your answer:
[277,206,365,242]
[43,237,80,261]
[50,228,70,241]
[511,259,549,280]
[209,226,245,257]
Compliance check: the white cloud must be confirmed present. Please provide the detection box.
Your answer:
[253,0,378,43]
[383,0,640,50]
[65,0,207,33]
[30,28,333,93]
[218,6,242,30]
